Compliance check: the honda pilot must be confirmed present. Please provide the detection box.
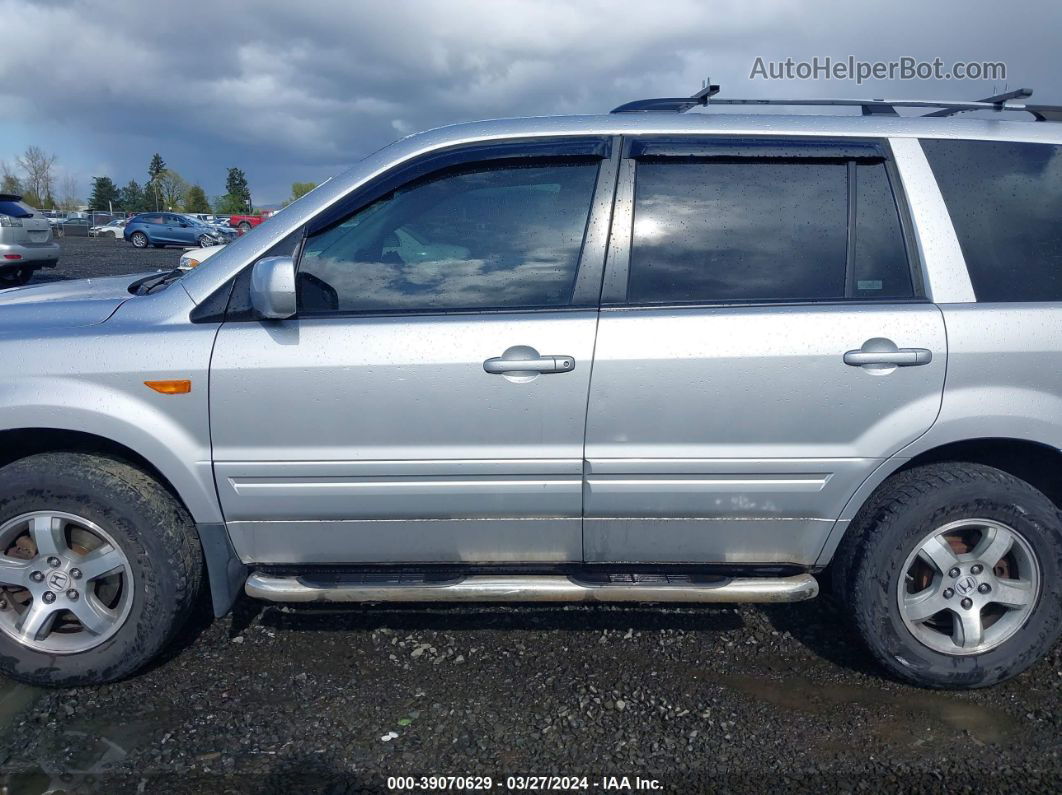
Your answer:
[0,88,1060,689]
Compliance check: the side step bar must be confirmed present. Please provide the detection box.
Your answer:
[245,572,818,604]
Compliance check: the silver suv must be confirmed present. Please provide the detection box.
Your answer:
[0,194,59,285]
[1,89,1060,689]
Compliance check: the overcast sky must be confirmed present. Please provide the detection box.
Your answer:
[2,0,1060,205]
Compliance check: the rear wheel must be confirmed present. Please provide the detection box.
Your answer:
[238,221,251,233]
[0,268,32,286]
[835,462,1062,688]
[130,231,149,248]
[0,453,204,686]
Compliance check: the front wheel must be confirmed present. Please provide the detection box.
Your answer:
[197,234,213,247]
[0,453,204,686]
[129,231,149,248]
[835,462,1062,688]
[238,221,251,233]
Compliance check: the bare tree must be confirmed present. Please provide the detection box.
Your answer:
[156,169,188,210]
[15,146,57,204]
[0,160,20,195]
[58,173,81,212]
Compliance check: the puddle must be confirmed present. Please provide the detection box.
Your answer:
[706,670,1022,749]
[0,678,43,734]
[0,681,156,794]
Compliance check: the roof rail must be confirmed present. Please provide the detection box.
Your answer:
[610,83,720,114]
[610,85,1062,121]
[921,88,1032,116]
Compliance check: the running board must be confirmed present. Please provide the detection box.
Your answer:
[245,572,818,604]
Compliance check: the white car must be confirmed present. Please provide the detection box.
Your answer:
[178,243,224,270]
[89,219,127,238]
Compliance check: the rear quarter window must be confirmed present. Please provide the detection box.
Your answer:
[921,138,1062,302]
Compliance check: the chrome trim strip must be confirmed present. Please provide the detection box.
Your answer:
[245,573,819,604]
[229,476,577,495]
[586,475,831,491]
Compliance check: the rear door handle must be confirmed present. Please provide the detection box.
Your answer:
[484,353,576,375]
[844,347,933,367]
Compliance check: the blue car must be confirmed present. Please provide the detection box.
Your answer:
[123,212,235,249]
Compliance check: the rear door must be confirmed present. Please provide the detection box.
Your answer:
[160,214,185,244]
[209,138,618,564]
[584,137,946,567]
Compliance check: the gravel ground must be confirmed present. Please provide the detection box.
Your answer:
[22,234,186,285]
[0,238,1059,794]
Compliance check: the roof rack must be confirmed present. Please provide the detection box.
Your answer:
[610,84,1062,121]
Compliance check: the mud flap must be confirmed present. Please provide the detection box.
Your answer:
[196,522,248,617]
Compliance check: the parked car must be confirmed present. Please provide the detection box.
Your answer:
[227,211,273,233]
[0,194,59,286]
[89,219,127,238]
[178,243,225,269]
[1,91,1061,689]
[58,217,91,237]
[123,212,236,248]
[41,211,67,228]
[184,215,238,241]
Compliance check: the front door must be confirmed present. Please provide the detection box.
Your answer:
[583,138,947,567]
[209,141,616,564]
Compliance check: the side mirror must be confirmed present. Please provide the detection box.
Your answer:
[250,256,297,319]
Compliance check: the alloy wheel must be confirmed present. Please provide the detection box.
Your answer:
[0,511,134,654]
[898,518,1040,655]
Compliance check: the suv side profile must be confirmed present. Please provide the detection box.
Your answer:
[0,92,1060,689]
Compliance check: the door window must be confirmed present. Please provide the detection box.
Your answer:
[626,158,915,304]
[297,161,599,313]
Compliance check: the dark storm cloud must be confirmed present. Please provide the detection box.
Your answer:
[2,0,1060,202]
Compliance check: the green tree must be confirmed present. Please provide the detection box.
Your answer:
[146,153,167,210]
[183,184,211,213]
[88,176,120,210]
[147,153,166,182]
[283,181,316,206]
[215,193,248,214]
[119,180,146,212]
[291,181,316,200]
[221,167,251,212]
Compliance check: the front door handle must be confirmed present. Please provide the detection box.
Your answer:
[484,345,576,375]
[844,338,933,368]
[484,355,575,375]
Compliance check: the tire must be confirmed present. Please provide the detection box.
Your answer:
[0,453,204,686]
[0,268,32,287]
[197,235,212,247]
[130,231,149,248]
[834,462,1062,689]
[238,221,251,232]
